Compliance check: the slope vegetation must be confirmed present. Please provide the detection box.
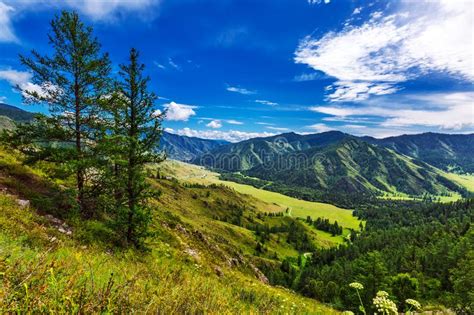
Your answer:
[0,146,337,313]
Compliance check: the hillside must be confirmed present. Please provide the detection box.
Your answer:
[0,116,15,130]
[0,146,338,313]
[364,133,474,173]
[159,131,228,161]
[193,131,349,171]
[195,133,466,201]
[0,103,35,122]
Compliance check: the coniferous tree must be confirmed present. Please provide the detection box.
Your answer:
[9,11,111,215]
[108,48,165,247]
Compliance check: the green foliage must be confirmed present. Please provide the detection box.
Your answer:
[100,48,165,247]
[266,199,473,313]
[6,11,111,216]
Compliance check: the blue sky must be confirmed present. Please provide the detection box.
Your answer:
[0,0,473,141]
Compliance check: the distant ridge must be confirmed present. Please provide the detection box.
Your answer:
[365,132,474,173]
[0,103,35,122]
[159,131,229,161]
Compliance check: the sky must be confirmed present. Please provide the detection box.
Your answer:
[0,0,473,142]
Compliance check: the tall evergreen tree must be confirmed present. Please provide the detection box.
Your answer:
[109,48,164,247]
[11,11,111,215]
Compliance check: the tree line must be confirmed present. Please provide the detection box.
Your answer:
[3,11,164,248]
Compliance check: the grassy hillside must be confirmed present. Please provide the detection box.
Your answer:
[156,159,361,245]
[0,147,337,313]
[0,116,15,130]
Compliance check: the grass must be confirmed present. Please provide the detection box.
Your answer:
[0,148,338,313]
[157,160,361,246]
[442,172,474,193]
[0,152,336,314]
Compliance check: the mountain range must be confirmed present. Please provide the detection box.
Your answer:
[2,103,473,199]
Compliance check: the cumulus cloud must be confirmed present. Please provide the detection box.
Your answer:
[255,99,278,106]
[206,120,222,129]
[295,1,474,101]
[171,127,275,143]
[163,102,196,121]
[226,86,256,95]
[0,69,55,99]
[310,92,474,130]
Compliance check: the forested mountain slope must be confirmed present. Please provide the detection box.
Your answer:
[159,131,228,161]
[196,133,466,199]
[363,132,474,173]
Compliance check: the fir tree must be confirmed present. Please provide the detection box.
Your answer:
[108,48,165,247]
[10,11,111,215]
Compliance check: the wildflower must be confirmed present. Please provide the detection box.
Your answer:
[373,291,397,315]
[349,282,366,314]
[342,311,355,315]
[349,282,364,290]
[405,298,421,310]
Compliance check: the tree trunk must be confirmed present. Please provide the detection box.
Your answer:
[74,78,84,215]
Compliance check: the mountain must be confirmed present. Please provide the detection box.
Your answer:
[363,133,474,173]
[0,103,35,122]
[195,132,466,198]
[159,131,229,161]
[193,131,350,171]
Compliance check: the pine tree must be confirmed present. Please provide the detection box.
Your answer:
[13,11,111,215]
[109,48,165,247]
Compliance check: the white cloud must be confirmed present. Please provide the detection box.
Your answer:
[0,2,17,42]
[0,69,31,86]
[226,86,256,95]
[168,57,180,70]
[255,99,278,106]
[163,101,196,121]
[256,122,274,126]
[266,126,290,131]
[307,123,334,133]
[172,127,275,143]
[295,0,474,101]
[152,109,162,117]
[310,92,474,130]
[0,69,55,99]
[226,119,243,125]
[54,0,160,21]
[154,61,166,69]
[308,0,330,4]
[352,7,362,15]
[293,72,324,82]
[206,120,222,129]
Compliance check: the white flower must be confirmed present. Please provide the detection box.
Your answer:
[349,282,364,290]
[373,291,397,315]
[405,298,421,310]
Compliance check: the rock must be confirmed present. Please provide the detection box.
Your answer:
[16,199,30,208]
[184,248,200,261]
[249,263,269,284]
[214,266,224,277]
[176,224,188,234]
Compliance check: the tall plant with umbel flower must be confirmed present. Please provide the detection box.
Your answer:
[349,282,366,315]
[373,291,398,315]
[405,298,421,314]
